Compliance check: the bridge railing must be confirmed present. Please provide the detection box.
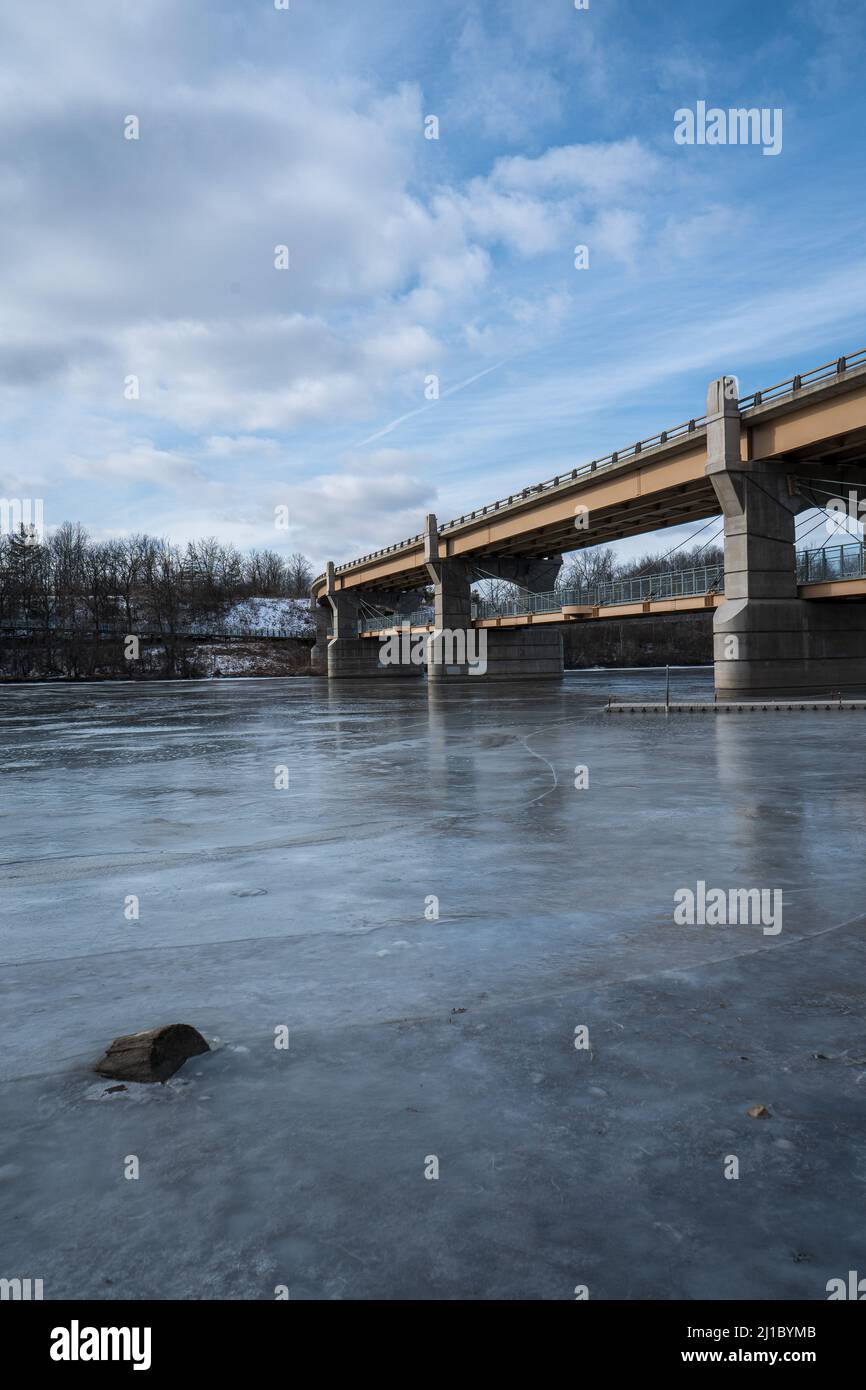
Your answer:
[738,348,866,411]
[796,542,866,583]
[357,608,435,633]
[474,564,725,620]
[357,565,724,629]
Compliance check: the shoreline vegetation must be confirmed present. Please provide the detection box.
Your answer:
[0,633,314,683]
[0,523,317,681]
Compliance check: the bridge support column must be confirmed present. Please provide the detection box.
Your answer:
[424,516,563,682]
[424,547,478,681]
[708,375,866,697]
[323,563,424,679]
[310,599,330,675]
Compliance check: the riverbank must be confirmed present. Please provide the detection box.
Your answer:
[0,635,313,682]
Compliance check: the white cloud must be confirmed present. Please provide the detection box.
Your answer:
[589,208,645,271]
[65,443,204,488]
[492,139,660,197]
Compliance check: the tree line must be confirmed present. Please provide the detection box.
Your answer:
[0,522,314,638]
[559,541,724,591]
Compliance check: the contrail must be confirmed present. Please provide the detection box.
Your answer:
[355,360,507,447]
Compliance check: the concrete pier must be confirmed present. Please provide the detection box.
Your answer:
[322,563,423,679]
[423,513,564,682]
[707,376,866,697]
[310,598,330,676]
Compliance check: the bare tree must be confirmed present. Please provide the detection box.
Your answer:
[617,542,724,579]
[283,552,314,597]
[245,549,288,595]
[559,546,617,591]
[471,576,521,607]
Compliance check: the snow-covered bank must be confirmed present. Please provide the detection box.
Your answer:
[209,597,315,638]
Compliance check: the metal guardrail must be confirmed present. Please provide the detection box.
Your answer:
[356,564,723,628]
[796,542,866,583]
[353,545,866,629]
[737,350,866,411]
[358,608,434,633]
[474,564,725,620]
[313,345,866,586]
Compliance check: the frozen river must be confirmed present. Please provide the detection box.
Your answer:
[2,671,866,1299]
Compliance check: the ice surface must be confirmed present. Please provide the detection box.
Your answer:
[2,672,866,1299]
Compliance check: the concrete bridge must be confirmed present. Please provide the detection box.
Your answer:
[311,347,866,696]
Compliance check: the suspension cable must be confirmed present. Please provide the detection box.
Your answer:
[626,514,723,577]
[796,506,860,549]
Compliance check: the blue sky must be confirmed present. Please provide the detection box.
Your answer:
[2,0,865,568]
